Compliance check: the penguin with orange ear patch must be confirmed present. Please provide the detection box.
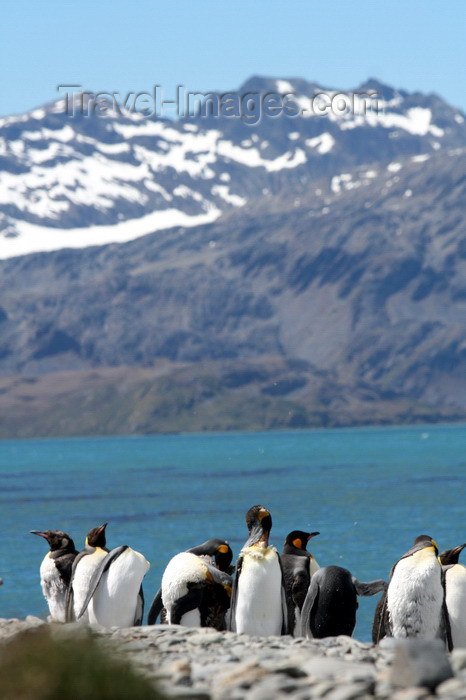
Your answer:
[229,505,288,636]
[147,539,233,628]
[373,535,452,649]
[281,530,320,636]
[65,523,109,623]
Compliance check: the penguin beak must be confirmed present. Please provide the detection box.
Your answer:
[30,531,49,540]
[307,532,320,541]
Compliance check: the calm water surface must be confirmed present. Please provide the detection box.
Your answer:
[0,423,464,640]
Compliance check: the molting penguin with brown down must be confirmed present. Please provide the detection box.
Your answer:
[31,529,78,623]
[373,535,452,649]
[229,505,287,636]
[281,530,320,636]
[158,543,233,628]
[147,539,233,628]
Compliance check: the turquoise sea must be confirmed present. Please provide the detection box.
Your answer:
[0,423,465,641]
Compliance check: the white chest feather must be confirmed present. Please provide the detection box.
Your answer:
[88,548,150,627]
[445,564,466,648]
[39,553,67,622]
[387,548,443,639]
[161,552,207,626]
[72,548,108,622]
[235,545,283,636]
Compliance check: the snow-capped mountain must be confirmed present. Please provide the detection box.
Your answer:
[1,76,464,258]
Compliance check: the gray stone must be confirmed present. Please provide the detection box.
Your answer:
[387,639,453,691]
[188,632,223,645]
[451,648,466,673]
[324,681,374,700]
[390,689,432,700]
[436,676,466,696]
[303,656,376,683]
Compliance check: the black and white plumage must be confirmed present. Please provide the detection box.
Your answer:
[31,529,78,623]
[440,543,466,648]
[373,535,452,649]
[159,550,232,627]
[229,505,287,636]
[281,530,320,636]
[79,545,150,627]
[66,523,150,627]
[300,565,387,638]
[66,523,109,623]
[147,539,233,626]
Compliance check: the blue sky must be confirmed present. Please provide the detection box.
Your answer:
[1,0,465,117]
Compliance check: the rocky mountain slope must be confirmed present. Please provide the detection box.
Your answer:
[0,127,464,435]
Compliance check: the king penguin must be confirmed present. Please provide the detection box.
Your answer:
[229,505,287,636]
[281,530,320,636]
[300,565,387,638]
[68,523,150,627]
[372,535,452,649]
[147,538,233,626]
[30,529,78,623]
[439,543,466,648]
[160,549,232,627]
[66,523,109,623]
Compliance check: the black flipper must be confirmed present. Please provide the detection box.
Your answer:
[353,578,388,597]
[76,545,128,620]
[228,555,243,632]
[65,549,92,622]
[171,585,204,624]
[65,585,75,624]
[372,588,389,644]
[135,585,144,626]
[299,572,319,638]
[277,553,289,635]
[147,587,163,625]
[441,567,454,651]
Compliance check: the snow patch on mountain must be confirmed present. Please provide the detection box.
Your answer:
[305,133,335,154]
[216,141,306,171]
[0,205,221,259]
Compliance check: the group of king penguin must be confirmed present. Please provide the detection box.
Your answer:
[31,523,150,627]
[31,505,465,650]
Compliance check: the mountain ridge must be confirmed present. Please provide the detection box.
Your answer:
[0,77,464,436]
[1,76,464,258]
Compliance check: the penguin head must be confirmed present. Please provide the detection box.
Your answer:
[188,539,233,572]
[283,530,320,554]
[214,542,233,572]
[413,534,439,555]
[85,523,107,549]
[30,530,75,553]
[439,543,466,565]
[401,534,439,560]
[244,505,272,547]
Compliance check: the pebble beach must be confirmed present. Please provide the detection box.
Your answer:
[1,618,466,699]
